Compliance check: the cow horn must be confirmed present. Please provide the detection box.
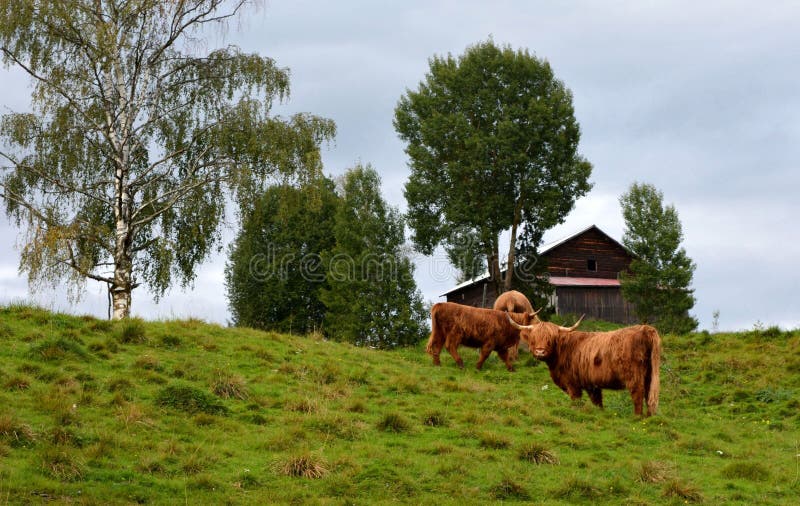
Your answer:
[529,307,542,318]
[506,312,534,330]
[558,314,585,332]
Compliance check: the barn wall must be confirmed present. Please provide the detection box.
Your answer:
[544,227,632,279]
[554,286,637,324]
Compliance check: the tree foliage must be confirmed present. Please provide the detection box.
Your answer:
[619,182,698,334]
[225,178,338,333]
[395,40,592,295]
[0,0,335,318]
[320,164,427,348]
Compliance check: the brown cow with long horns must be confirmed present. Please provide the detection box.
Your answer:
[508,315,661,416]
[426,302,540,371]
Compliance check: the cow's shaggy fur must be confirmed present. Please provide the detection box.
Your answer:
[513,320,661,416]
[425,302,538,371]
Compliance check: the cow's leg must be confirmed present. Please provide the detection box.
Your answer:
[429,337,443,366]
[566,385,582,400]
[445,343,464,369]
[496,348,514,372]
[587,387,603,408]
[629,383,644,416]
[475,341,495,370]
[508,343,519,363]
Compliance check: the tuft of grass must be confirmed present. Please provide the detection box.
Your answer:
[155,384,228,415]
[554,477,603,501]
[638,460,674,484]
[0,414,37,447]
[423,411,448,427]
[478,432,510,449]
[489,478,530,501]
[4,375,31,391]
[275,452,329,479]
[40,445,85,482]
[235,470,261,490]
[159,334,182,348]
[377,412,411,433]
[134,354,161,371]
[518,443,559,465]
[285,397,320,414]
[663,479,703,502]
[211,369,249,400]
[116,318,147,344]
[28,338,90,361]
[721,461,770,481]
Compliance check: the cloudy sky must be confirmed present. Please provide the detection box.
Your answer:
[1,0,798,331]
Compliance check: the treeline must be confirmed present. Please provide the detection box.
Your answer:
[225,165,426,348]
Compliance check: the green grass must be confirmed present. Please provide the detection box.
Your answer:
[0,302,798,504]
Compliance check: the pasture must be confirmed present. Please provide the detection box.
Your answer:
[0,303,798,504]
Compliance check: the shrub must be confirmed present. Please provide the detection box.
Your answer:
[155,384,228,415]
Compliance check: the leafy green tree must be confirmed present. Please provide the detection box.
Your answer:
[395,40,592,295]
[0,0,335,318]
[225,178,338,333]
[620,182,698,334]
[320,164,426,348]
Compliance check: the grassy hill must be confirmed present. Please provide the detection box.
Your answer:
[0,303,798,505]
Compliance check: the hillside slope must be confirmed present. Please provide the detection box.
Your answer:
[0,304,798,504]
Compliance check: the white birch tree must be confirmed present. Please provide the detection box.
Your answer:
[0,0,335,318]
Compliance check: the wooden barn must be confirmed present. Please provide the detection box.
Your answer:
[442,225,638,323]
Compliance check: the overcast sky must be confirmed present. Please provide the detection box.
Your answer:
[1,0,798,331]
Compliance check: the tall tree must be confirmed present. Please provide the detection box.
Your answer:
[395,40,592,295]
[0,0,335,318]
[320,164,426,348]
[619,182,698,334]
[225,178,338,333]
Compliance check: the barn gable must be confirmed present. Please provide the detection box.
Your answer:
[441,225,637,323]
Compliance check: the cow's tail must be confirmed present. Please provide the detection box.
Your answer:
[646,326,662,416]
[425,306,440,356]
[425,329,435,355]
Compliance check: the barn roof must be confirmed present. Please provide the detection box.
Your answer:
[440,225,626,296]
[539,224,630,256]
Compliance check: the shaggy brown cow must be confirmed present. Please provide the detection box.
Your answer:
[508,316,661,416]
[426,302,539,371]
[493,290,539,360]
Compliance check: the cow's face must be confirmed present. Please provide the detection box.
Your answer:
[527,323,559,359]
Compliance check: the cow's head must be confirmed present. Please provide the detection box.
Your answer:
[506,314,584,359]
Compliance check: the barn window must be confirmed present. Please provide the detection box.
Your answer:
[587,259,597,272]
